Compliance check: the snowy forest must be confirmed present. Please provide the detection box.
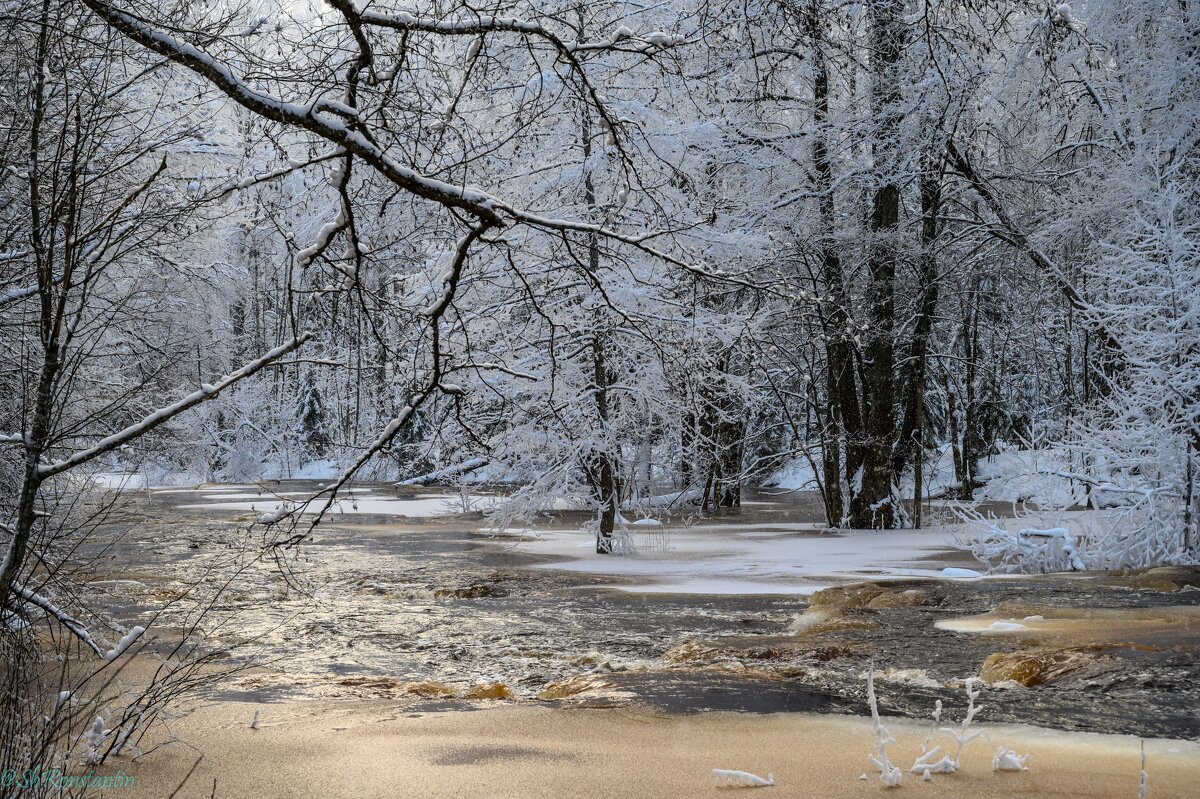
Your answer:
[1,1,1198,797]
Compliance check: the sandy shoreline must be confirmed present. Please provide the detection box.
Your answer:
[118,701,1199,798]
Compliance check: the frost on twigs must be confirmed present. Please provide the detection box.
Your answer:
[256,499,296,525]
[941,677,985,770]
[711,769,774,788]
[910,744,955,775]
[992,746,1029,771]
[910,698,955,775]
[910,680,1005,781]
[971,523,1086,574]
[865,667,902,787]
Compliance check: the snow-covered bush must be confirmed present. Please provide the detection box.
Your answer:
[971,525,1086,574]
[963,170,1199,572]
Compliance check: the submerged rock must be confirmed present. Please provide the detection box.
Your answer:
[807,582,928,611]
[537,675,611,700]
[868,589,927,609]
[809,584,889,609]
[401,680,460,698]
[789,606,881,635]
[980,647,1108,687]
[465,682,513,700]
[1125,566,1200,593]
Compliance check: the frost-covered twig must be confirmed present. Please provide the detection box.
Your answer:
[86,716,108,765]
[1139,740,1148,799]
[971,524,1087,574]
[104,625,146,661]
[940,678,984,770]
[11,582,104,657]
[910,699,956,776]
[866,667,903,787]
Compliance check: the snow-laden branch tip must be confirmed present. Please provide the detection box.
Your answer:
[939,678,985,770]
[866,668,903,787]
[104,625,146,661]
[0,283,40,307]
[12,582,104,657]
[39,334,311,479]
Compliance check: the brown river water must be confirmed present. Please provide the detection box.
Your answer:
[85,481,1200,740]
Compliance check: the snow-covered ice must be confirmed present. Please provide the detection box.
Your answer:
[941,567,984,578]
[506,522,969,595]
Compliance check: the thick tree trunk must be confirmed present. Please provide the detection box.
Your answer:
[912,389,925,528]
[893,155,942,481]
[697,365,744,511]
[681,410,695,488]
[1186,434,1200,556]
[849,0,904,529]
[808,1,858,526]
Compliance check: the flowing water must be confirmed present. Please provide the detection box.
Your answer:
[88,482,1200,740]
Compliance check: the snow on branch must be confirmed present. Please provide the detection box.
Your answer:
[80,3,743,297]
[945,140,1122,354]
[12,582,104,657]
[866,667,903,787]
[0,282,39,307]
[357,7,684,54]
[397,457,489,486]
[972,525,1088,574]
[80,1,507,225]
[104,625,146,661]
[39,334,311,479]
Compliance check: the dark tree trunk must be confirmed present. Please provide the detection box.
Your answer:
[893,154,942,481]
[849,0,904,529]
[958,288,984,499]
[697,363,744,511]
[681,411,695,489]
[577,71,620,554]
[808,0,859,526]
[948,384,965,492]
